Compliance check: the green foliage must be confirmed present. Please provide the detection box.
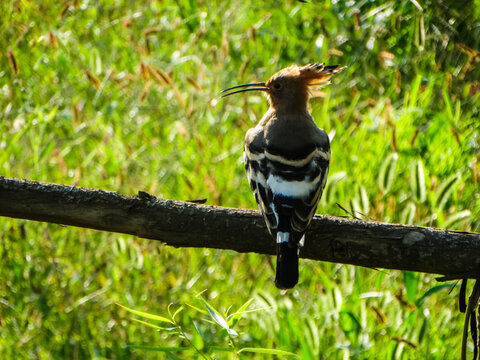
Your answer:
[119,297,298,358]
[1,0,479,359]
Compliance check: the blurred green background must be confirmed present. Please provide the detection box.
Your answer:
[1,0,479,358]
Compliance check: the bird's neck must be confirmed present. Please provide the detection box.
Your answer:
[268,93,309,116]
[259,107,314,133]
[270,103,309,118]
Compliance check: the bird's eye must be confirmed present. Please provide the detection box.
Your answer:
[273,83,281,90]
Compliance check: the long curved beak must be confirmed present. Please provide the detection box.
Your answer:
[220,82,268,97]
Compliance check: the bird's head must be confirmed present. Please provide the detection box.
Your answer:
[221,63,345,113]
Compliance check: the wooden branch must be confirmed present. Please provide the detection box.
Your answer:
[1,176,479,278]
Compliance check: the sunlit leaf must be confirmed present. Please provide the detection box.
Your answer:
[172,306,184,320]
[132,319,178,332]
[410,159,426,203]
[444,210,472,229]
[434,174,460,211]
[400,202,416,225]
[227,298,254,326]
[117,304,174,324]
[378,152,398,193]
[186,302,208,315]
[200,298,238,336]
[323,171,347,205]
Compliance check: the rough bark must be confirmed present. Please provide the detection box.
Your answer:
[1,176,479,278]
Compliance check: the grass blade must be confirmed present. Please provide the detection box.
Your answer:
[238,347,298,357]
[128,345,190,352]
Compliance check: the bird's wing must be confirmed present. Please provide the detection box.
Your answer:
[290,155,329,235]
[245,123,330,245]
[244,128,278,234]
[265,144,330,244]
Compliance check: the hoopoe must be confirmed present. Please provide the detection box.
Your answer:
[222,63,344,289]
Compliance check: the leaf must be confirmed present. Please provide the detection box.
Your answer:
[416,283,456,307]
[400,202,416,225]
[227,298,254,326]
[201,298,238,336]
[360,185,370,215]
[378,152,398,193]
[39,141,55,162]
[127,345,190,352]
[434,174,460,211]
[354,184,370,216]
[418,317,428,344]
[444,210,472,229]
[442,86,454,120]
[166,351,185,360]
[348,197,362,219]
[408,74,422,108]
[132,319,178,332]
[172,306,184,320]
[339,311,361,336]
[46,106,58,122]
[238,347,298,357]
[323,171,347,205]
[410,159,426,203]
[192,320,206,341]
[117,304,174,324]
[186,302,209,315]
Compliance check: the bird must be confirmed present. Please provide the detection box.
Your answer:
[221,63,345,289]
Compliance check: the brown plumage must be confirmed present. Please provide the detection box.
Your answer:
[222,63,345,289]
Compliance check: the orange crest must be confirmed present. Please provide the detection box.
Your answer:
[298,63,346,87]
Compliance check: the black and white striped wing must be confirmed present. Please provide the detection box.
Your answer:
[244,142,277,235]
[264,146,330,245]
[289,153,329,238]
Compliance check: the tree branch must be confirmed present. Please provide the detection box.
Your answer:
[1,176,479,278]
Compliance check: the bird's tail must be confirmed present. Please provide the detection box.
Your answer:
[275,242,299,289]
